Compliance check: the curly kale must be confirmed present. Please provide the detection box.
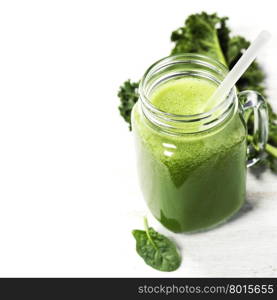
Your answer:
[117,12,277,174]
[118,80,139,130]
[170,13,266,95]
[171,12,228,65]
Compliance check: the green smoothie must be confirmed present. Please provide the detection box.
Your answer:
[150,78,218,115]
[132,77,247,233]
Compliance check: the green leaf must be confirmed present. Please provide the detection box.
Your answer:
[117,80,139,130]
[171,12,228,65]
[132,218,181,272]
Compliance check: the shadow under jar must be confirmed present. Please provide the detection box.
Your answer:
[132,54,268,233]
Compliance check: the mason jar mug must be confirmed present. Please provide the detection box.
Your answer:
[132,54,268,233]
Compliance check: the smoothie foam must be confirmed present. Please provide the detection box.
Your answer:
[150,78,218,115]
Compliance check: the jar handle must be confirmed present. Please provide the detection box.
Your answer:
[239,91,268,167]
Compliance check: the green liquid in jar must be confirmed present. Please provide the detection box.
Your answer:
[132,77,247,233]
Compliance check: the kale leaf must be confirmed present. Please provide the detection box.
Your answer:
[117,80,139,130]
[171,12,228,65]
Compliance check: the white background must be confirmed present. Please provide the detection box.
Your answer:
[0,0,276,277]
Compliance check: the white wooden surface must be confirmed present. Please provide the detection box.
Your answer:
[0,0,276,277]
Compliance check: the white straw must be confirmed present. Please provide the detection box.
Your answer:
[205,30,271,109]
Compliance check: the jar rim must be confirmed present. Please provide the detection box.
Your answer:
[139,53,235,123]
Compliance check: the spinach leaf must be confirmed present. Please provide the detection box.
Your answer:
[132,218,181,272]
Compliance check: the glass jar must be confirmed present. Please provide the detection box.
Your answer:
[132,54,268,233]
